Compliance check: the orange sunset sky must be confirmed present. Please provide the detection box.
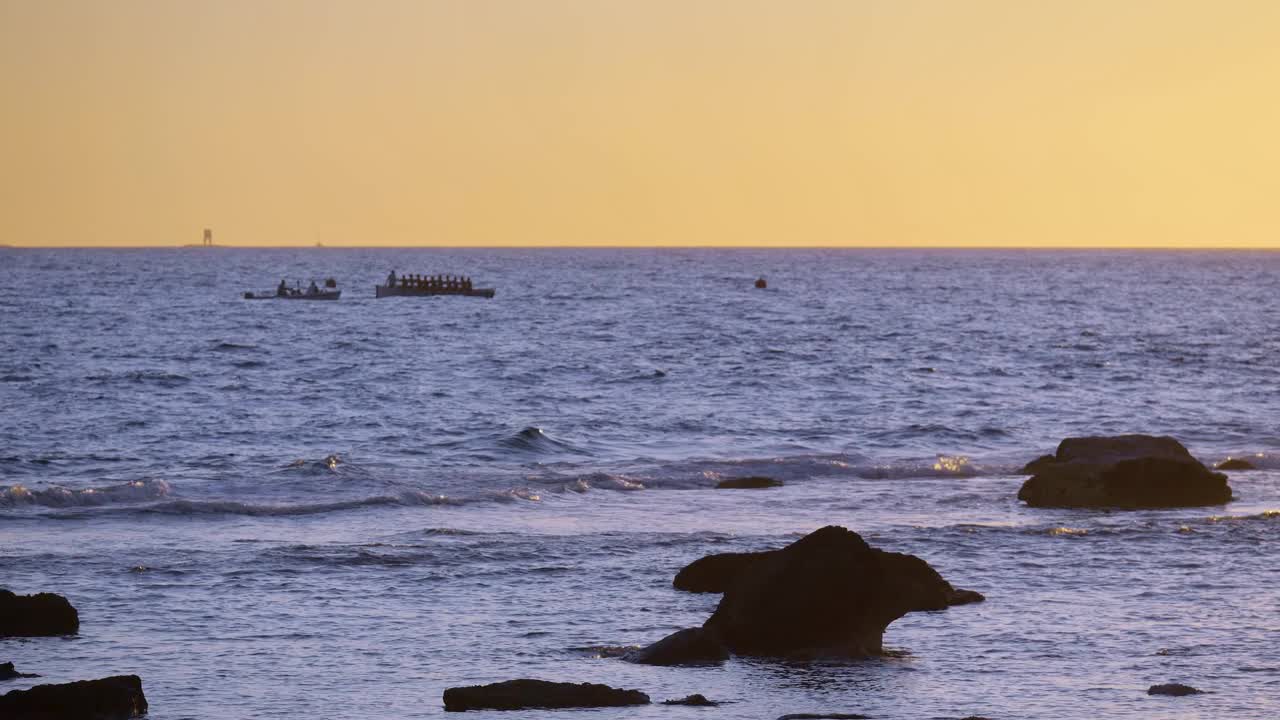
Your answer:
[2,0,1278,248]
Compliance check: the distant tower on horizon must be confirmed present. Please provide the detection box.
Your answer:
[202,228,213,247]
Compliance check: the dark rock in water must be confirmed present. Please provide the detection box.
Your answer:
[1056,435,1191,465]
[755,277,768,289]
[716,476,783,489]
[663,694,718,706]
[674,551,774,593]
[1019,454,1057,474]
[1216,458,1257,471]
[1016,435,1232,509]
[0,589,79,637]
[625,627,728,666]
[442,679,649,712]
[1148,683,1203,696]
[702,526,983,658]
[675,543,984,610]
[0,675,147,718]
[0,662,38,681]
[945,587,986,606]
[869,549,984,612]
[776,714,870,719]
[677,539,982,607]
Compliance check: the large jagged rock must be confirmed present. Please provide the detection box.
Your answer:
[0,589,79,637]
[1017,435,1232,509]
[624,627,728,666]
[699,526,982,658]
[0,675,147,719]
[674,551,773,593]
[442,679,649,712]
[675,545,983,607]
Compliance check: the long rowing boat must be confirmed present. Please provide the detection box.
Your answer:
[375,284,495,299]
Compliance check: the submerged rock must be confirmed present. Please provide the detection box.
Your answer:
[947,588,986,605]
[0,662,38,681]
[776,714,870,719]
[625,627,728,666]
[1148,683,1203,696]
[715,476,783,489]
[1017,435,1231,509]
[701,526,983,658]
[0,675,147,719]
[663,694,718,706]
[1216,458,1257,471]
[442,679,649,712]
[0,589,79,637]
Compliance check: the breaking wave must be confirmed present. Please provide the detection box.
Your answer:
[498,426,589,456]
[1,479,171,508]
[31,488,545,519]
[526,452,1023,491]
[138,493,460,516]
[556,472,647,492]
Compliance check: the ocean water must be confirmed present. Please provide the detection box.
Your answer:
[1,248,1277,719]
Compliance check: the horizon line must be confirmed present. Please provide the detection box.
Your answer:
[4,244,1280,251]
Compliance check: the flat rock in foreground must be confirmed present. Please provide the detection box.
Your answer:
[1017,435,1231,509]
[0,675,147,719]
[702,525,983,658]
[443,679,649,712]
[0,589,79,637]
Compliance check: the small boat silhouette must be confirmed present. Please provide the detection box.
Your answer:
[244,278,341,301]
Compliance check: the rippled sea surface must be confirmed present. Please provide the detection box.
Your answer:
[2,248,1278,719]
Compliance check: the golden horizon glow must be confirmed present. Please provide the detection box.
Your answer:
[3,1,1279,248]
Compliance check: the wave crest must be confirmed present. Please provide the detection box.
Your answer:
[1,479,171,508]
[499,426,588,456]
